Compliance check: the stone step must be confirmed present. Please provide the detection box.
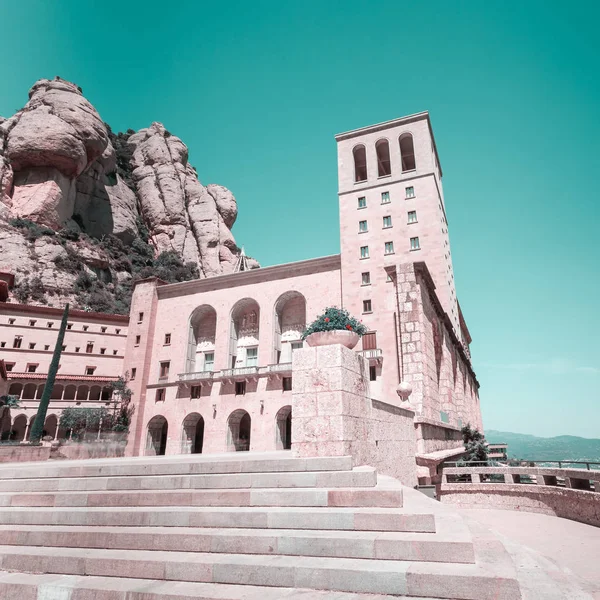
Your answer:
[0,452,352,480]
[0,524,475,563]
[0,465,377,492]
[0,545,521,598]
[0,571,442,600]
[0,484,402,508]
[0,505,437,532]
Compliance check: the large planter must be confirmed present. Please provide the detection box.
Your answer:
[305,330,360,349]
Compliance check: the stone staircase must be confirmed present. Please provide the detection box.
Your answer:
[0,451,533,599]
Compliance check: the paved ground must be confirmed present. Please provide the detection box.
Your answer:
[459,508,600,598]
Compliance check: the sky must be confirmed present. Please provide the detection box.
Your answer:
[1,1,598,438]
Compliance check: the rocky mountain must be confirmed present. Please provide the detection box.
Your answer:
[486,429,600,463]
[0,77,257,314]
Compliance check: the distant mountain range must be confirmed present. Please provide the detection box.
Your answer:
[486,430,600,463]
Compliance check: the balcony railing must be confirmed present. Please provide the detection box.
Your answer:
[219,366,259,381]
[178,371,214,383]
[357,348,383,362]
[267,362,292,373]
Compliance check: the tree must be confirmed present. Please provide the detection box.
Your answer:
[461,424,488,463]
[30,304,69,443]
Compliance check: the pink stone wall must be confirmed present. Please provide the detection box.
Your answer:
[292,344,417,487]
[0,444,50,463]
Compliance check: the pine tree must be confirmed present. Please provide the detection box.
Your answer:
[30,304,69,443]
[461,424,489,463]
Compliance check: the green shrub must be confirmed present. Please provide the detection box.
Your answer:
[302,307,367,339]
[10,218,55,241]
[74,272,94,292]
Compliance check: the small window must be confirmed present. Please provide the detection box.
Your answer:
[101,327,107,333]
[116,328,121,334]
[363,300,372,313]
[358,220,368,233]
[28,342,36,350]
[405,186,415,198]
[26,364,38,373]
[13,336,22,349]
[131,367,137,380]
[138,312,144,323]
[361,272,371,286]
[246,347,258,367]
[357,196,367,209]
[83,325,88,332]
[8,318,15,325]
[100,348,106,355]
[360,246,369,259]
[29,320,36,327]
[0,342,5,348]
[86,342,94,354]
[75,347,80,353]
[67,323,73,330]
[353,145,367,182]
[156,388,165,402]
[235,381,246,396]
[85,366,96,375]
[410,237,420,251]
[113,349,118,355]
[369,365,377,381]
[384,241,394,255]
[408,211,417,223]
[282,377,292,391]
[204,352,215,372]
[47,322,53,328]
[383,216,392,228]
[164,333,171,345]
[440,411,450,424]
[381,191,390,204]
[191,385,201,399]
[135,335,141,346]
[4,363,14,372]
[44,345,49,351]
[159,361,170,379]
[61,345,66,351]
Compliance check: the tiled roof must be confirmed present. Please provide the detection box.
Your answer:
[7,372,117,383]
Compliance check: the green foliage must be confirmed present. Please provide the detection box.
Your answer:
[105,126,135,190]
[59,407,110,438]
[54,248,84,274]
[0,395,20,408]
[74,271,94,292]
[302,307,368,339]
[460,424,489,463]
[58,221,81,241]
[10,217,55,241]
[13,276,46,304]
[143,251,199,283]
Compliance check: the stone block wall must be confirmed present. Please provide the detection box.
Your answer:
[292,344,417,487]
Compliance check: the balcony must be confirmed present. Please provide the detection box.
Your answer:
[261,362,292,378]
[357,348,383,363]
[218,366,259,383]
[178,371,214,385]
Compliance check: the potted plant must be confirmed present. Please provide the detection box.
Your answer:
[302,307,367,349]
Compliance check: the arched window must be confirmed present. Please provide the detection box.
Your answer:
[146,415,168,456]
[375,139,391,177]
[182,413,204,454]
[227,409,251,451]
[273,292,306,364]
[187,305,217,373]
[275,405,292,450]
[229,299,260,369]
[353,145,367,182]
[399,134,416,172]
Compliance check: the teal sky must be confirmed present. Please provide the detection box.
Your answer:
[2,1,598,438]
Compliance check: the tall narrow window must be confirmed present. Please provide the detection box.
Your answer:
[381,191,390,204]
[135,335,141,345]
[384,241,394,255]
[282,377,292,391]
[353,145,367,182]
[159,361,170,379]
[204,352,215,372]
[363,300,372,313]
[86,342,94,354]
[360,246,369,259]
[383,216,392,228]
[13,336,22,349]
[246,347,258,367]
[138,312,144,323]
[164,333,171,345]
[156,388,165,402]
[358,220,368,232]
[375,139,391,177]
[361,272,371,286]
[357,196,366,209]
[131,367,137,380]
[235,381,246,396]
[405,186,415,198]
[400,134,416,171]
[191,385,201,399]
[410,237,420,250]
[408,211,417,223]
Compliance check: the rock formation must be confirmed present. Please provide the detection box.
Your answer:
[0,77,258,312]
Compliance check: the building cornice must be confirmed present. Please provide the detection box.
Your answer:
[157,255,342,299]
[0,303,129,323]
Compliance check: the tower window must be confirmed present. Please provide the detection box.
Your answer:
[13,336,22,349]
[4,363,14,372]
[131,368,137,380]
[29,320,36,327]
[384,242,394,255]
[156,388,165,402]
[399,133,416,171]
[86,342,94,354]
[85,366,96,375]
[357,196,366,209]
[135,335,141,346]
[235,381,246,396]
[405,186,415,198]
[26,364,38,373]
[100,348,106,355]
[361,272,371,286]
[383,216,392,228]
[358,220,368,233]
[363,300,372,313]
[369,365,377,381]
[29,342,36,350]
[159,361,170,379]
[353,145,367,182]
[101,327,107,333]
[410,237,421,250]
[360,246,369,259]
[164,333,171,345]
[381,191,390,204]
[375,139,391,177]
[408,211,417,223]
[191,385,201,399]
[386,273,393,283]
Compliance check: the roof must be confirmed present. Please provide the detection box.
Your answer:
[7,372,117,383]
[0,302,129,323]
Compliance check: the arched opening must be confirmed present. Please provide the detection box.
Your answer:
[44,414,58,439]
[11,414,27,441]
[22,383,37,400]
[376,139,391,177]
[146,415,168,456]
[89,386,101,402]
[229,299,260,369]
[101,387,112,402]
[25,416,35,441]
[399,133,416,172]
[63,385,76,401]
[36,385,44,399]
[227,409,251,452]
[187,305,217,373]
[353,145,367,182]
[8,383,22,399]
[182,413,205,454]
[273,292,306,364]
[76,386,89,402]
[275,405,292,450]
[50,384,63,401]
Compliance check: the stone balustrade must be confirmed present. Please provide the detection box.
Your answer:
[439,465,600,527]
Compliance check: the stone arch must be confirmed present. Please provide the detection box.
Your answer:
[375,138,391,177]
[8,383,22,398]
[22,383,37,400]
[146,415,168,456]
[50,384,64,400]
[11,414,27,441]
[227,409,251,452]
[273,291,306,364]
[89,385,101,401]
[275,405,292,450]
[44,414,58,439]
[25,416,36,440]
[36,384,45,399]
[76,385,89,401]
[63,385,76,400]
[353,144,367,182]
[399,133,416,172]
[187,304,217,373]
[229,298,260,369]
[182,413,205,454]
